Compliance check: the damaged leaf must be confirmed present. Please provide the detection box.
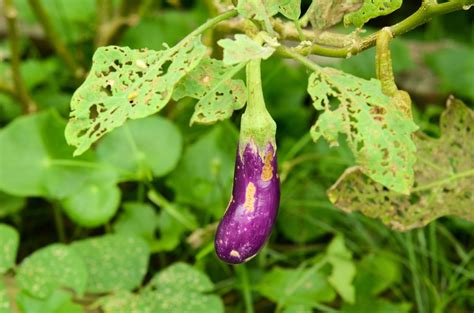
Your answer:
[65,37,207,155]
[329,97,474,230]
[308,0,363,30]
[173,57,247,125]
[308,67,418,194]
[344,0,402,28]
[218,34,275,65]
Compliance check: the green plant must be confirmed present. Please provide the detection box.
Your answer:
[1,0,473,312]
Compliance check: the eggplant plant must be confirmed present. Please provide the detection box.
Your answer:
[1,0,473,312]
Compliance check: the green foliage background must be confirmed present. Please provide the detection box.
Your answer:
[0,0,473,312]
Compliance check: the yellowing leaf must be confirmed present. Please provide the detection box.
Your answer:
[65,37,207,156]
[328,97,474,231]
[308,67,418,194]
[218,34,275,65]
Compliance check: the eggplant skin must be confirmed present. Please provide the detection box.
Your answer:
[215,141,280,264]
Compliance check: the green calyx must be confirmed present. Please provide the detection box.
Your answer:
[240,59,276,157]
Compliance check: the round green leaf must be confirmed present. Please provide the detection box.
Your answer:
[0,192,25,218]
[17,244,88,299]
[62,183,121,228]
[0,224,19,274]
[96,116,182,180]
[71,234,149,293]
[0,111,118,198]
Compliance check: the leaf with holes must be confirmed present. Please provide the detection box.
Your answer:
[344,0,402,28]
[65,36,207,156]
[173,57,247,124]
[71,234,149,293]
[17,244,88,299]
[328,97,474,230]
[218,35,275,66]
[308,67,418,194]
[0,224,19,274]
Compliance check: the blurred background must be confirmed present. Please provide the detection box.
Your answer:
[0,0,473,312]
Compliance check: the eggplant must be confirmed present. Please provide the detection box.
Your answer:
[215,59,280,264]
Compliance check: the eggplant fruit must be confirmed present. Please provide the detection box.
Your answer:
[215,59,280,264]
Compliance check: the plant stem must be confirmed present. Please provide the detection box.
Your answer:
[293,0,474,57]
[276,45,321,72]
[3,0,37,114]
[53,204,66,243]
[185,9,238,40]
[375,28,398,96]
[27,0,84,78]
[236,265,255,313]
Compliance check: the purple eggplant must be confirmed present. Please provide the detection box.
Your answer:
[215,141,280,264]
[215,59,280,264]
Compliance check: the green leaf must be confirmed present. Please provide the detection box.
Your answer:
[151,204,198,252]
[0,280,11,313]
[166,123,238,217]
[0,111,118,198]
[100,263,224,313]
[341,298,411,313]
[425,45,474,100]
[308,0,363,30]
[308,67,418,194]
[65,37,207,156]
[344,0,402,28]
[143,263,224,313]
[328,97,474,230]
[326,235,356,303]
[218,34,275,65]
[96,116,182,180]
[113,202,158,242]
[0,224,19,274]
[173,57,247,125]
[283,305,312,313]
[147,262,214,292]
[16,289,84,313]
[257,267,336,308]
[279,0,301,20]
[355,252,401,296]
[61,183,121,228]
[71,234,149,293]
[17,244,87,299]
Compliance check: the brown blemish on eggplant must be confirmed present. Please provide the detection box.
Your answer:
[261,152,274,181]
[243,182,256,213]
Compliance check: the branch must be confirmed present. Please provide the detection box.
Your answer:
[293,0,474,58]
[27,0,85,78]
[3,0,37,114]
